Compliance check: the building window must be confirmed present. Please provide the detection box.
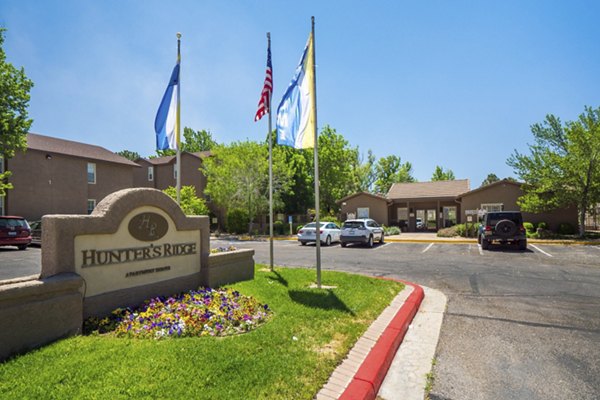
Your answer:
[87,163,96,184]
[87,199,96,214]
[481,203,503,212]
[148,166,154,181]
[357,207,369,219]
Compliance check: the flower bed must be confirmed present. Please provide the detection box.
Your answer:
[84,287,271,339]
[210,245,237,254]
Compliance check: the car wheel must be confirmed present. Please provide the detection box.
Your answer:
[300,241,306,246]
[325,235,331,246]
[341,242,347,248]
[367,235,374,248]
[379,233,384,244]
[18,245,27,251]
[518,239,527,250]
[481,237,490,250]
[495,219,517,238]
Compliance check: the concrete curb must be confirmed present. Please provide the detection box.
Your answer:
[331,280,425,400]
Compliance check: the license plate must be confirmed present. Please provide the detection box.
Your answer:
[8,231,17,236]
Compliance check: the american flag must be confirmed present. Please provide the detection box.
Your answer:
[254,44,272,122]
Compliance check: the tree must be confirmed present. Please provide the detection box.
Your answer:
[351,149,376,193]
[507,106,600,237]
[154,127,217,157]
[373,155,415,194]
[163,185,209,215]
[202,140,293,232]
[431,166,455,181]
[277,144,314,215]
[317,126,360,214]
[0,28,34,196]
[480,173,500,187]
[116,150,141,161]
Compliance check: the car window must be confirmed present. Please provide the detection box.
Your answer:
[0,218,27,228]
[304,222,316,228]
[343,221,364,229]
[486,213,522,226]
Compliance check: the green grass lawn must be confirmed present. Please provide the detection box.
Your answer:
[0,265,403,400]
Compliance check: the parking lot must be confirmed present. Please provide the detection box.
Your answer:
[2,240,599,399]
[219,238,600,400]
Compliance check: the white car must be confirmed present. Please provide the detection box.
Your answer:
[297,222,341,246]
[340,218,384,248]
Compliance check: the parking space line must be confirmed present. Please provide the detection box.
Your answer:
[422,243,434,253]
[477,244,484,256]
[530,244,553,257]
[375,243,391,250]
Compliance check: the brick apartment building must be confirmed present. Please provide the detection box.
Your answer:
[1,133,209,221]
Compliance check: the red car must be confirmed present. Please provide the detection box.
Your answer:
[0,216,32,250]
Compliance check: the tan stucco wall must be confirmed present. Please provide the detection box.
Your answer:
[0,274,84,361]
[339,194,388,225]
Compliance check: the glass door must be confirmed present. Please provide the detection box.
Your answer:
[426,209,437,230]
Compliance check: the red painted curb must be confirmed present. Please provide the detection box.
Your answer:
[339,280,425,400]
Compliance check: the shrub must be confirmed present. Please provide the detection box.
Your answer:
[537,222,548,230]
[437,226,459,237]
[455,223,479,237]
[558,223,576,235]
[384,226,401,236]
[523,222,535,234]
[536,228,554,239]
[163,185,209,215]
[273,220,285,235]
[226,208,249,234]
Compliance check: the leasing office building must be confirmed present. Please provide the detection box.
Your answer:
[338,179,578,232]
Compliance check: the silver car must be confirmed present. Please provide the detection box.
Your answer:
[340,218,384,248]
[297,222,341,246]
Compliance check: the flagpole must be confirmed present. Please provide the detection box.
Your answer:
[176,32,182,205]
[267,32,274,272]
[311,16,321,289]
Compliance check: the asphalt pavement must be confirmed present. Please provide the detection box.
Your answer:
[220,238,600,400]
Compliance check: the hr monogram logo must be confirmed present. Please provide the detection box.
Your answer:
[128,212,169,241]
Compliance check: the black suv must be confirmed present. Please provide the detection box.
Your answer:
[478,211,527,250]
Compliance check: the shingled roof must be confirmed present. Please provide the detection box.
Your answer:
[142,151,211,166]
[26,133,139,167]
[387,179,470,200]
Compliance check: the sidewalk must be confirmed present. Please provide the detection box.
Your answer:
[378,286,447,400]
[315,282,447,400]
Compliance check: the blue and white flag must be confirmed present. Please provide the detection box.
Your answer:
[155,62,180,151]
[276,33,315,149]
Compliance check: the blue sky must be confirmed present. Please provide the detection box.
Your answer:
[1,1,599,188]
